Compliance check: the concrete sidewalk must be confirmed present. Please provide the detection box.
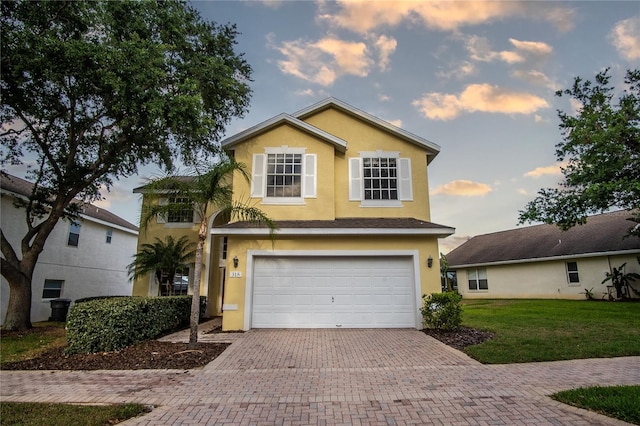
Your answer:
[2,328,639,425]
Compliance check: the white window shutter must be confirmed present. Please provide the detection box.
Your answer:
[156,198,168,223]
[251,153,265,198]
[193,203,203,223]
[349,157,362,201]
[303,154,317,198]
[398,158,413,201]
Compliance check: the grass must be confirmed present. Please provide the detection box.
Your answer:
[0,402,150,426]
[1,322,151,425]
[552,385,640,425]
[0,322,67,364]
[460,299,640,364]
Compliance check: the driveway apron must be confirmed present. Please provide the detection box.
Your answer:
[2,328,639,425]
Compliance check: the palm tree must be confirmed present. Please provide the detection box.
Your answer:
[140,150,276,348]
[128,235,196,296]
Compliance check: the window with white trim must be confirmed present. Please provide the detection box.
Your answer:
[67,222,81,247]
[566,262,580,284]
[105,229,113,244]
[349,151,412,206]
[267,153,302,197]
[251,148,316,203]
[167,197,194,223]
[42,279,63,299]
[468,268,488,291]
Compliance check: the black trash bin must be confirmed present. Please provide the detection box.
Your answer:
[49,298,72,322]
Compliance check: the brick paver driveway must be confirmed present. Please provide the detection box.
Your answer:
[2,329,639,425]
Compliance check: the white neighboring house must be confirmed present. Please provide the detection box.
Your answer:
[1,173,139,324]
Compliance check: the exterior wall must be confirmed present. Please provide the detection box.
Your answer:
[455,253,640,300]
[302,109,432,221]
[1,196,137,324]
[221,234,441,330]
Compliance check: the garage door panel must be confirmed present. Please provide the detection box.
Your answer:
[252,256,416,328]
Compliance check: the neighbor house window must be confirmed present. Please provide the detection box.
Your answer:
[468,268,488,291]
[105,229,113,244]
[266,153,302,197]
[363,157,397,200]
[42,279,63,299]
[167,197,194,223]
[349,152,412,205]
[67,222,81,247]
[566,262,580,284]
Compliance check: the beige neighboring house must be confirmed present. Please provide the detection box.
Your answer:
[447,211,640,300]
[1,173,139,323]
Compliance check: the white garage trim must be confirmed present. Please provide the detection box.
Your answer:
[243,250,422,330]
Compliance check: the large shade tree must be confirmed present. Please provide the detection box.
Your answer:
[139,151,276,347]
[0,0,252,330]
[519,68,640,236]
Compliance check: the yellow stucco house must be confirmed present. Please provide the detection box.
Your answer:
[133,98,455,330]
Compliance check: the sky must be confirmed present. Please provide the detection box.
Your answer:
[11,1,640,253]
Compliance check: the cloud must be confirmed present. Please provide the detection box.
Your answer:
[273,36,372,86]
[385,118,402,127]
[610,16,640,61]
[93,183,133,210]
[517,188,528,196]
[413,84,549,120]
[320,1,574,33]
[295,89,316,97]
[512,70,558,90]
[465,36,551,65]
[374,35,397,71]
[524,163,565,178]
[432,180,493,196]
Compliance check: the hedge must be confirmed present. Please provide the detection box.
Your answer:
[65,296,205,354]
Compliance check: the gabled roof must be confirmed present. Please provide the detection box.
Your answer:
[221,113,348,153]
[212,217,455,237]
[293,97,441,163]
[1,173,138,233]
[447,210,640,268]
[220,98,441,161]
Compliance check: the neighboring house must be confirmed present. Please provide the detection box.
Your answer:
[1,174,139,324]
[447,211,640,300]
[133,98,455,330]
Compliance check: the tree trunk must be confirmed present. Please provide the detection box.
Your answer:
[188,217,207,348]
[2,267,34,331]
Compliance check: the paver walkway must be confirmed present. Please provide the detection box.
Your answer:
[2,328,639,425]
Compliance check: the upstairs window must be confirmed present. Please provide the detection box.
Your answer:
[105,229,113,244]
[167,197,194,223]
[266,153,302,197]
[566,262,580,284]
[349,151,412,206]
[363,157,398,200]
[67,222,81,247]
[251,148,316,204]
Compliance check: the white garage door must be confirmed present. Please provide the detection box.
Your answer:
[252,256,416,328]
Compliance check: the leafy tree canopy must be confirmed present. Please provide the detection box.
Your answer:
[518,68,640,236]
[0,0,252,330]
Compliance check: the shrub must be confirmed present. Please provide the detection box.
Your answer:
[65,296,205,354]
[421,292,462,331]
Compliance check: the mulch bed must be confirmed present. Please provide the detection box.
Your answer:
[1,340,229,371]
[422,326,494,351]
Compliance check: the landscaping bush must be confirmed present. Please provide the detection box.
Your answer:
[65,296,206,354]
[421,292,462,331]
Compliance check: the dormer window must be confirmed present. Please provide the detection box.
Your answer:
[349,151,412,207]
[251,147,316,204]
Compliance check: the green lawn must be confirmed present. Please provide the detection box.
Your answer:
[0,402,150,426]
[461,299,640,364]
[0,322,66,364]
[552,385,640,425]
